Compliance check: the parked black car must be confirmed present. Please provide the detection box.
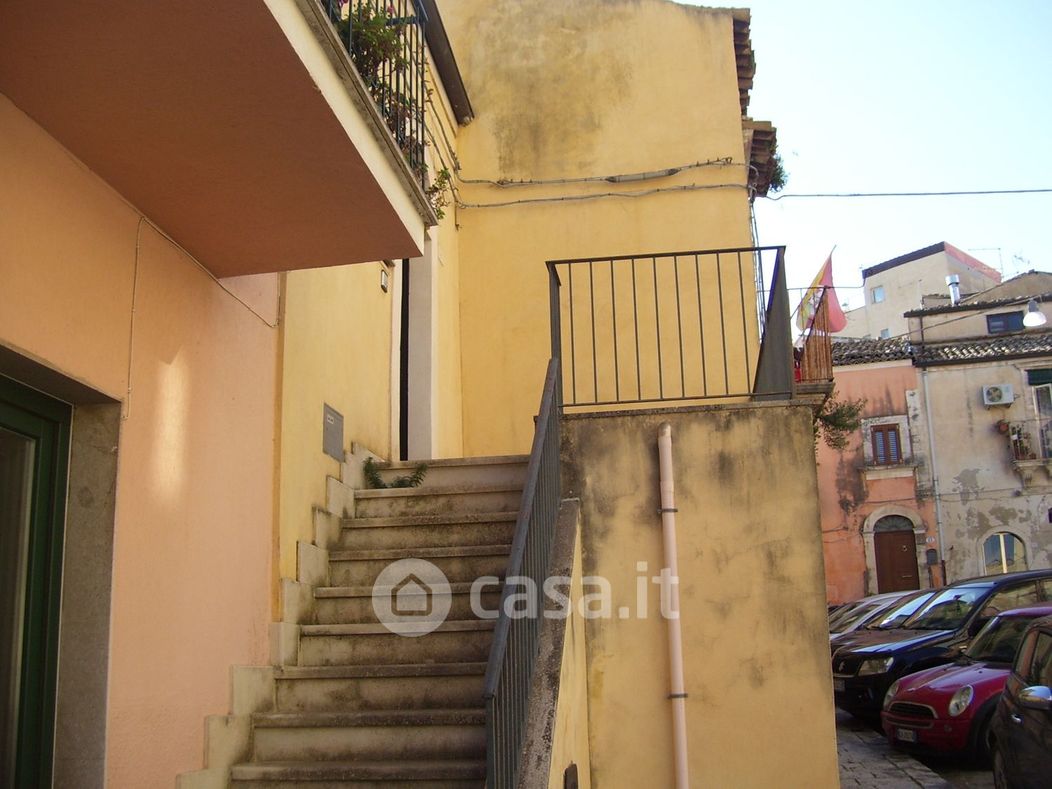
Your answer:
[830,590,935,655]
[990,614,1052,789]
[832,569,1052,718]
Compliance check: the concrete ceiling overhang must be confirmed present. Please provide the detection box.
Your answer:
[0,1,425,277]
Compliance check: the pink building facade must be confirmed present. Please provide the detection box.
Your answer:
[818,339,941,604]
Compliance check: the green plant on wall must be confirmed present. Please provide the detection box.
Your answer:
[814,389,865,451]
[363,456,428,489]
[769,152,787,193]
[426,167,452,220]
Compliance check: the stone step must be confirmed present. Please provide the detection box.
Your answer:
[274,663,487,713]
[230,759,484,788]
[373,454,528,489]
[314,583,502,625]
[250,709,486,763]
[328,545,511,587]
[339,511,518,551]
[353,485,522,519]
[298,620,495,666]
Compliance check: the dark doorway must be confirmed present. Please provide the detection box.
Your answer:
[398,258,410,462]
[874,516,920,593]
[1,375,71,787]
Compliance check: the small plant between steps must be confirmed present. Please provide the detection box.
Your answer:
[363,456,428,489]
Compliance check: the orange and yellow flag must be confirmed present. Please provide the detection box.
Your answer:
[796,254,847,332]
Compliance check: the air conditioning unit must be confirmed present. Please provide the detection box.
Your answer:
[982,384,1015,407]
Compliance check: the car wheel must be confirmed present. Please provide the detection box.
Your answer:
[970,706,996,765]
[992,741,1012,789]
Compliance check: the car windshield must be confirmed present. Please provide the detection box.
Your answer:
[832,601,885,633]
[829,603,863,631]
[869,592,935,630]
[902,585,992,631]
[966,615,1039,664]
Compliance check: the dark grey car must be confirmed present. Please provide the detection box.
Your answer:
[991,614,1052,789]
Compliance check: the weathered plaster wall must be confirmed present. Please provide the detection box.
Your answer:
[817,361,937,602]
[923,362,1052,582]
[563,404,838,788]
[443,0,756,455]
[545,522,592,789]
[0,94,275,785]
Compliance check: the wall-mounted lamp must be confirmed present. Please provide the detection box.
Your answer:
[1023,298,1047,328]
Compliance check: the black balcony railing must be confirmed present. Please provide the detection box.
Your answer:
[483,357,561,789]
[321,0,427,185]
[547,246,793,409]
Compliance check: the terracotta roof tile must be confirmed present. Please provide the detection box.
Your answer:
[832,337,911,366]
[913,330,1052,365]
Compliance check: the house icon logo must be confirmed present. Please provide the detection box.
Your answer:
[372,558,451,636]
[393,573,433,617]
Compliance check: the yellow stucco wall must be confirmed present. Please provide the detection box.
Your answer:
[443,0,756,455]
[562,404,839,788]
[0,94,275,786]
[277,263,396,578]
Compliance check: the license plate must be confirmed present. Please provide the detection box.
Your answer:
[896,728,918,743]
[833,679,845,692]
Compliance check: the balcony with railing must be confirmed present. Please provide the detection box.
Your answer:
[319,0,428,186]
[0,1,447,277]
[1003,418,1052,485]
[796,285,835,391]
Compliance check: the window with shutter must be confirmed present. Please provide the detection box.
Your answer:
[871,424,902,464]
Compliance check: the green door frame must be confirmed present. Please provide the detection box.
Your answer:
[1,376,71,788]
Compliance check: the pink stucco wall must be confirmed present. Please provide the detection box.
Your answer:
[1,94,275,785]
[817,362,937,603]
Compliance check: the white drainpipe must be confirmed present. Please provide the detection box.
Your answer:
[658,423,690,789]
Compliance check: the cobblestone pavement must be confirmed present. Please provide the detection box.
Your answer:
[916,755,995,789]
[837,710,951,788]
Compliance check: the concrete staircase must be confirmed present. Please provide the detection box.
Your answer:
[229,455,527,789]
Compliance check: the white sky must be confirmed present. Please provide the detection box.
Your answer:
[702,0,1052,308]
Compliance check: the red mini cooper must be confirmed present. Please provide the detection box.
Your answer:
[881,604,1052,761]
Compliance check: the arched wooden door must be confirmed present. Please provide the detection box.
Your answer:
[874,515,920,593]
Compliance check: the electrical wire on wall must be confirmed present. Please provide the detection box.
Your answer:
[453,181,750,210]
[420,106,752,212]
[123,217,146,421]
[456,156,740,187]
[765,188,1052,201]
[121,214,280,422]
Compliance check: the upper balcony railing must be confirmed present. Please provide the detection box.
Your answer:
[546,246,795,409]
[321,0,428,186]
[797,286,834,385]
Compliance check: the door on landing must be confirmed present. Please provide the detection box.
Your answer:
[0,376,70,789]
[874,516,920,593]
